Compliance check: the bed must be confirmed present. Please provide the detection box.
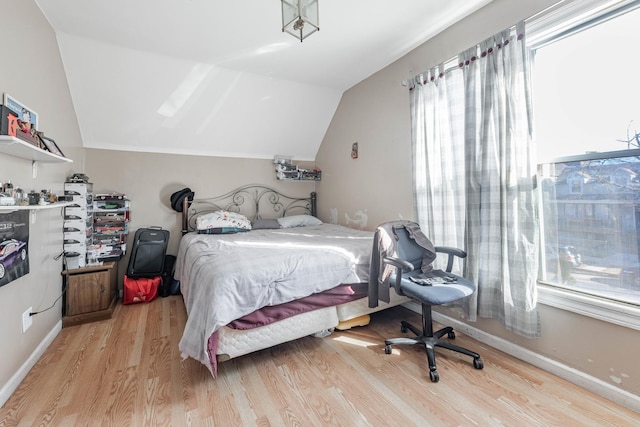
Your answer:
[174,184,408,376]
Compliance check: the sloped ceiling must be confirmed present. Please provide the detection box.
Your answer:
[35,0,492,160]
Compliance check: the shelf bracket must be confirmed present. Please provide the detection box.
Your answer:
[32,160,38,179]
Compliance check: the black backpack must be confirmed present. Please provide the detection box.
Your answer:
[159,254,180,297]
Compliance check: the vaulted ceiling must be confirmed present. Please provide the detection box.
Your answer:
[35,0,492,160]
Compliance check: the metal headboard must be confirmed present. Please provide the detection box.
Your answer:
[182,184,317,234]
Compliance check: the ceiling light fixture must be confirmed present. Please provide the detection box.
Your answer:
[281,0,319,42]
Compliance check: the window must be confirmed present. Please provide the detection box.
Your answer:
[532,1,640,323]
[538,151,640,306]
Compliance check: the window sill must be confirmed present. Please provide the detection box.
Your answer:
[538,283,640,331]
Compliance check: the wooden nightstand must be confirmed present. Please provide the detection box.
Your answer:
[62,262,118,327]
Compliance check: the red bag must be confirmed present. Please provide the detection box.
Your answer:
[123,275,161,305]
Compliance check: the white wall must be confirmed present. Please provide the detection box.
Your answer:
[316,0,640,404]
[0,0,84,405]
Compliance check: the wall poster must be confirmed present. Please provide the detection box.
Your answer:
[0,210,30,287]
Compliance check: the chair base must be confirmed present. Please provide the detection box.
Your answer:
[384,308,483,382]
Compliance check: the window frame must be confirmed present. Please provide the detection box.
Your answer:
[537,285,640,331]
[529,0,640,329]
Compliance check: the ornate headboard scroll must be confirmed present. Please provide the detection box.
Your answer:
[182,184,317,234]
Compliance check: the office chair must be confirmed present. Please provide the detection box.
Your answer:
[381,224,483,382]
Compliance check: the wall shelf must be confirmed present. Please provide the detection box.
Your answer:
[0,135,72,163]
[275,162,321,181]
[0,201,74,211]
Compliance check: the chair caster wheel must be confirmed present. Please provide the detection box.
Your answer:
[473,358,484,370]
[429,370,439,382]
[384,345,392,354]
[447,331,455,339]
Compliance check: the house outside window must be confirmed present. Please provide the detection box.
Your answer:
[539,152,640,303]
[566,172,584,195]
[531,0,640,325]
[611,168,633,188]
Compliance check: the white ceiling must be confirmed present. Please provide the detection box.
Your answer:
[35,0,492,160]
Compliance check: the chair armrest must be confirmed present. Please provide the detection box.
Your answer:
[382,256,414,272]
[382,256,415,293]
[435,246,467,273]
[435,246,467,258]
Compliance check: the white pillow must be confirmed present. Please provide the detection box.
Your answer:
[196,210,251,230]
[277,215,323,228]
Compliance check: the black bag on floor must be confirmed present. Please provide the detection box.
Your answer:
[159,254,178,297]
[126,227,170,278]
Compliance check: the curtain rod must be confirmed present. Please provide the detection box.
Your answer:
[400,22,518,87]
[401,0,640,86]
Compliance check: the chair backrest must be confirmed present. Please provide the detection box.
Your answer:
[393,226,426,271]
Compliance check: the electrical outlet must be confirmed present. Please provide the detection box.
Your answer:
[22,307,32,333]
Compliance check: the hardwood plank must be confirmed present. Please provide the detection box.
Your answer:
[1,297,638,426]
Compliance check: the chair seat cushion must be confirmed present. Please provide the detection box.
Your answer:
[398,274,475,305]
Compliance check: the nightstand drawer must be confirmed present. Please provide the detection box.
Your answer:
[62,262,118,325]
[66,270,111,315]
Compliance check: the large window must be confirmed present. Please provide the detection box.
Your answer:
[533,2,640,309]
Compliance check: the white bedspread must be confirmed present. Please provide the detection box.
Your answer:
[175,223,373,373]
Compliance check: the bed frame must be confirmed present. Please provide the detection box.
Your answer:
[181,184,317,234]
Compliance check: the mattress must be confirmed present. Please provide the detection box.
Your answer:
[214,289,409,362]
[216,304,340,361]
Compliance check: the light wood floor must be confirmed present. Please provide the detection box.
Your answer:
[1,296,638,426]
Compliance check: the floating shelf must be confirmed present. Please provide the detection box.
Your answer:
[0,135,72,163]
[277,177,321,182]
[0,201,74,211]
[275,163,321,181]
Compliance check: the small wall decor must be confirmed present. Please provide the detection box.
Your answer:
[329,207,338,224]
[3,93,38,134]
[39,135,65,157]
[345,209,368,229]
[351,142,358,159]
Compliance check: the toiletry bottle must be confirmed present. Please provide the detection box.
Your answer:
[4,180,13,196]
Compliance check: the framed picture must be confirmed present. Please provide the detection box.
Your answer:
[3,93,38,131]
[39,135,64,157]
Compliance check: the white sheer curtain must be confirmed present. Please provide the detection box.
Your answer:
[411,65,466,271]
[411,21,540,337]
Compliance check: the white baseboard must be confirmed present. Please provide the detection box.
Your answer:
[0,320,62,408]
[403,302,640,413]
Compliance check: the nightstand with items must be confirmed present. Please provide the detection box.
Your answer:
[62,261,118,327]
